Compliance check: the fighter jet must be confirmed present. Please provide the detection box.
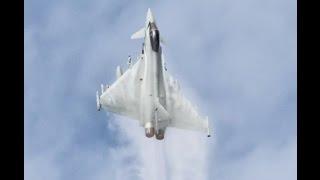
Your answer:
[96,8,210,140]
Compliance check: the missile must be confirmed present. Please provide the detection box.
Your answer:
[96,91,101,111]
[116,66,123,79]
[206,116,210,137]
[128,56,132,68]
[101,84,105,94]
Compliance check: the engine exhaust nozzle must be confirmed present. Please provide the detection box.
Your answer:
[145,127,155,138]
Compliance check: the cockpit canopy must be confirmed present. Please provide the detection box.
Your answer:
[148,22,160,52]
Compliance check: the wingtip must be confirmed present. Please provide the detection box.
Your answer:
[96,91,101,111]
[206,116,211,137]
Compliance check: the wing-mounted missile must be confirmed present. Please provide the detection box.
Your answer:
[101,84,104,94]
[96,91,101,111]
[206,117,211,137]
[116,66,123,79]
[127,56,132,68]
[141,43,145,54]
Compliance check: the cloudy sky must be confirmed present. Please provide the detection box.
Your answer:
[24,0,296,179]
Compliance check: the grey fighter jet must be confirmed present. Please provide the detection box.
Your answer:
[96,8,210,140]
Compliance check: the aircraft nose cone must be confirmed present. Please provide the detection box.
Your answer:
[146,8,155,23]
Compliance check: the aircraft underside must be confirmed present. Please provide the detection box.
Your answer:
[96,8,211,140]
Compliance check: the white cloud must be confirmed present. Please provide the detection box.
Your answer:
[212,138,297,180]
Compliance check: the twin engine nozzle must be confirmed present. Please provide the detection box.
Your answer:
[145,127,155,138]
[145,127,165,140]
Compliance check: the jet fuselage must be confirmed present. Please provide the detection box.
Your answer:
[97,8,210,140]
[140,21,166,139]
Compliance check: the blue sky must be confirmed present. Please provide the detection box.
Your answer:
[25,0,296,179]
